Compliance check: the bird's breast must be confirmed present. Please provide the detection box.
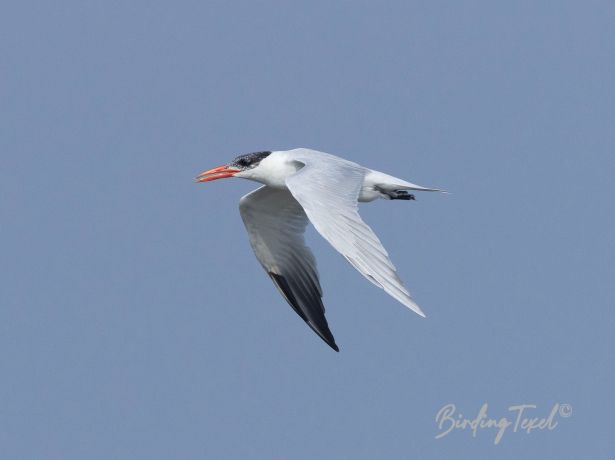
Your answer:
[358,171,388,202]
[358,186,383,202]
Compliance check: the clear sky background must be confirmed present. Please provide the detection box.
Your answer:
[2,1,614,459]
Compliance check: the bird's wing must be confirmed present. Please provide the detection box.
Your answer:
[239,185,338,351]
[284,151,425,317]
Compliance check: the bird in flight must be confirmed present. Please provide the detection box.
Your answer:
[195,148,443,351]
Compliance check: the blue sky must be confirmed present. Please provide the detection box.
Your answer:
[1,1,614,458]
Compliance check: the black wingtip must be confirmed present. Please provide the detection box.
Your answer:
[268,271,340,352]
[317,327,339,351]
[316,332,339,352]
[323,329,339,351]
[306,320,339,352]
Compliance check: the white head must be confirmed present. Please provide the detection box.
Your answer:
[195,151,272,183]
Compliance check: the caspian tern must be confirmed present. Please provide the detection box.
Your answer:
[196,148,442,351]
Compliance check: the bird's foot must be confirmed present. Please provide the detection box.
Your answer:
[391,191,415,200]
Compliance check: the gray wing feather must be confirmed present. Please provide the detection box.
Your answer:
[284,150,425,317]
[239,185,338,351]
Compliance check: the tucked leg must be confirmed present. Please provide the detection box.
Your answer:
[390,190,415,200]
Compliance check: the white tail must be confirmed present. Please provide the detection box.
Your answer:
[366,170,446,193]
